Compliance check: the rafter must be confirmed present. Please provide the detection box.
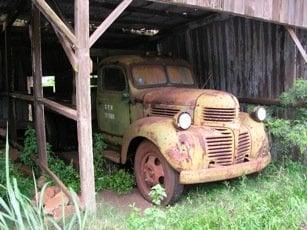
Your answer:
[89,0,133,47]
[32,0,77,46]
[91,1,199,19]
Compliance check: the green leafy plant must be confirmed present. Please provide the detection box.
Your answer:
[20,127,38,174]
[95,169,135,194]
[266,80,307,156]
[149,184,167,206]
[0,151,33,199]
[0,132,87,229]
[48,156,80,192]
[280,79,307,106]
[93,133,135,194]
[19,127,81,192]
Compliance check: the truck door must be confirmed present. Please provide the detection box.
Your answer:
[97,66,130,136]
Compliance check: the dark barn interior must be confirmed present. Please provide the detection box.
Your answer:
[0,0,306,210]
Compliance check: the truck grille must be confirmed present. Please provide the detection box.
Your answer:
[206,129,234,166]
[203,107,236,122]
[235,132,251,163]
[150,107,180,117]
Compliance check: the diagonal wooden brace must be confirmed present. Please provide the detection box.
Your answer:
[286,27,307,63]
[89,0,133,47]
[51,22,79,72]
[32,0,77,47]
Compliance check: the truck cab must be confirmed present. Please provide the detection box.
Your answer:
[96,55,271,204]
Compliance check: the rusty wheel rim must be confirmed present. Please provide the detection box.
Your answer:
[140,152,165,190]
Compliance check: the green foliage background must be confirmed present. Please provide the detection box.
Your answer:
[265,80,307,156]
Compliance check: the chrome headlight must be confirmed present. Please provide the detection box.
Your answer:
[176,112,192,130]
[252,106,267,122]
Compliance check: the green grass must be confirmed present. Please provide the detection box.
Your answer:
[87,159,307,230]
[1,138,306,229]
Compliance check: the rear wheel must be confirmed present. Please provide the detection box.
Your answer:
[134,140,183,205]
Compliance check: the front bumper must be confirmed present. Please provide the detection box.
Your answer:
[180,153,271,184]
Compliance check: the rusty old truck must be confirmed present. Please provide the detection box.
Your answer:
[96,55,271,204]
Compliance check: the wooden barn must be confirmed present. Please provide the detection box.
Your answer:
[0,0,306,211]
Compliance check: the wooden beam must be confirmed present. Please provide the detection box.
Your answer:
[39,162,79,206]
[238,97,307,108]
[285,27,307,63]
[89,0,133,47]
[75,0,96,212]
[30,5,48,167]
[32,0,77,47]
[9,53,17,143]
[10,92,34,102]
[52,26,79,72]
[4,31,9,126]
[38,98,77,121]
[47,0,78,71]
[91,1,200,19]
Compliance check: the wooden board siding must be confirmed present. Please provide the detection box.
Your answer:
[160,17,307,99]
[151,0,307,29]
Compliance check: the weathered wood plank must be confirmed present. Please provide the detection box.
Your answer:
[245,0,255,16]
[233,0,245,14]
[272,0,282,22]
[304,0,307,28]
[39,162,78,206]
[149,0,307,29]
[279,0,289,24]
[263,0,273,20]
[295,0,304,26]
[30,5,48,166]
[75,0,96,212]
[239,97,307,108]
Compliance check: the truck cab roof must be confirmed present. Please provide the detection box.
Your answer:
[99,55,191,67]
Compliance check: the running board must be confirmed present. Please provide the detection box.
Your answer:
[103,150,121,163]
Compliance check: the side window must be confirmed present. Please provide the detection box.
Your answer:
[102,67,126,91]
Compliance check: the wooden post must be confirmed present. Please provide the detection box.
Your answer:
[30,5,48,166]
[8,48,17,143]
[4,30,9,131]
[75,0,96,212]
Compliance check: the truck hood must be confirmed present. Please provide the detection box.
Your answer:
[138,87,238,108]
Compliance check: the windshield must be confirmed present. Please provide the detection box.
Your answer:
[167,66,194,85]
[132,65,167,86]
[132,65,194,87]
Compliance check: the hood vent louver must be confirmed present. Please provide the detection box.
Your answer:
[203,107,236,122]
[149,107,180,117]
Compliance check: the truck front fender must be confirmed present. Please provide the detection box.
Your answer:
[121,117,197,171]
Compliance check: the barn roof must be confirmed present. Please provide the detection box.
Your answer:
[1,0,306,49]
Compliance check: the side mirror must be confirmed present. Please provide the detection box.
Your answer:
[122,92,130,100]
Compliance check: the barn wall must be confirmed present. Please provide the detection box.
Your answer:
[160,16,307,99]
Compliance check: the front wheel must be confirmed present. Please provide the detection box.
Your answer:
[134,140,183,205]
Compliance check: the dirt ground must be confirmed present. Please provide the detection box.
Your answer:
[96,188,152,212]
